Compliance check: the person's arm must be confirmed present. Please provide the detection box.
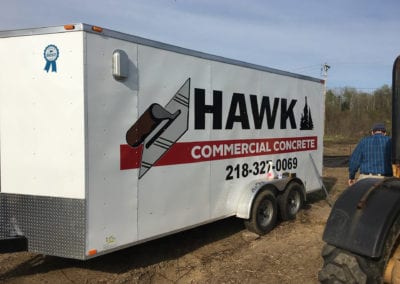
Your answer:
[348,141,363,185]
[386,138,393,175]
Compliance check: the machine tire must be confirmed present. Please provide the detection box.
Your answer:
[278,182,304,221]
[244,190,278,235]
[319,214,400,284]
[318,244,372,283]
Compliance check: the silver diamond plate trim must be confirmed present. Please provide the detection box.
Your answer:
[0,193,86,259]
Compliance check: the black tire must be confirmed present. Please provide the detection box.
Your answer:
[244,190,278,235]
[318,244,372,283]
[318,214,400,283]
[278,182,304,221]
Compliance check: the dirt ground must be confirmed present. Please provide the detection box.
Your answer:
[0,144,352,284]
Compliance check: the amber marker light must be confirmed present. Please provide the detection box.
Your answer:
[64,24,75,30]
[91,26,103,33]
[88,249,97,256]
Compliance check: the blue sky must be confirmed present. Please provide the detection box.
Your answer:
[1,0,399,92]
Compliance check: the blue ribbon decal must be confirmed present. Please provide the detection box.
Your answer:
[43,45,59,73]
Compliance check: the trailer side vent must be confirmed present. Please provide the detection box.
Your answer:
[112,49,129,81]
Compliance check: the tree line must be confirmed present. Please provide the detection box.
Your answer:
[324,85,391,141]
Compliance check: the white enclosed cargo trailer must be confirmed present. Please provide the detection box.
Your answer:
[0,24,325,259]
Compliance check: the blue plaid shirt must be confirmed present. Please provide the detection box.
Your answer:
[349,134,392,179]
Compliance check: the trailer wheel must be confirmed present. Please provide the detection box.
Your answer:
[278,182,304,221]
[319,214,400,284]
[244,190,278,235]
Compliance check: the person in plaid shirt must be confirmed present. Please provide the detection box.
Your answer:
[348,123,392,186]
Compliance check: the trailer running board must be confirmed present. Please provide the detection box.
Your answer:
[0,236,27,253]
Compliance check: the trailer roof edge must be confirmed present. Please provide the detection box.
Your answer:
[0,23,322,84]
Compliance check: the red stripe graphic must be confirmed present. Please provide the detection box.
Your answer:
[120,136,318,170]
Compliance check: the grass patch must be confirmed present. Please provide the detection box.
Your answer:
[324,135,360,145]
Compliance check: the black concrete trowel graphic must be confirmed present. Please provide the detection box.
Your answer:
[126,78,190,178]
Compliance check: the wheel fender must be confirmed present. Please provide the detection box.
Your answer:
[236,178,290,219]
[323,178,400,258]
